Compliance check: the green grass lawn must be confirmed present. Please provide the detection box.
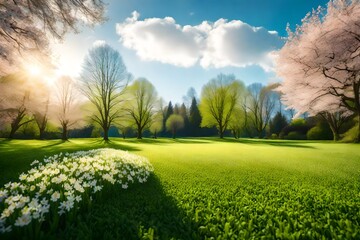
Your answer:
[0,138,359,239]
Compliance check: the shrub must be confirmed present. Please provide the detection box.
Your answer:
[290,118,306,127]
[285,131,307,140]
[307,124,333,140]
[270,133,278,139]
[341,122,359,142]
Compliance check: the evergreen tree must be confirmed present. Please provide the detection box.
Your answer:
[165,101,174,120]
[189,97,202,136]
[269,112,288,136]
[173,104,180,115]
[162,101,174,136]
[179,103,189,136]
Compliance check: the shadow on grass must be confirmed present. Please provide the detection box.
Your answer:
[39,140,67,148]
[121,138,211,145]
[203,137,316,149]
[88,139,141,152]
[61,174,196,239]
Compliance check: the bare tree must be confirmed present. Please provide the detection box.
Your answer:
[125,78,159,139]
[80,44,129,141]
[0,0,106,75]
[54,76,81,140]
[199,74,245,138]
[247,83,276,138]
[0,74,36,138]
[34,98,50,139]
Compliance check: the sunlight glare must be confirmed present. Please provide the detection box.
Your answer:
[27,65,42,76]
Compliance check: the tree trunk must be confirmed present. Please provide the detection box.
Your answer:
[8,127,17,139]
[332,129,340,142]
[137,126,142,139]
[219,124,224,138]
[172,129,176,139]
[103,127,109,141]
[62,125,68,141]
[328,124,339,142]
[39,128,45,140]
[154,130,157,139]
[357,113,360,143]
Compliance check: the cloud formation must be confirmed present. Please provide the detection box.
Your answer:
[116,11,283,71]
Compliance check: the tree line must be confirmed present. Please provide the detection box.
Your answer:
[0,43,356,142]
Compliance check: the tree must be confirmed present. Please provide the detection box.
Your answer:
[319,111,351,141]
[276,0,360,141]
[228,108,245,139]
[0,74,36,138]
[0,0,105,75]
[189,97,202,136]
[269,112,288,136]
[80,44,130,141]
[34,98,50,139]
[7,93,33,139]
[125,78,159,139]
[166,114,184,139]
[165,101,174,120]
[247,83,276,138]
[54,76,82,141]
[199,74,245,138]
[149,112,163,139]
[182,87,198,108]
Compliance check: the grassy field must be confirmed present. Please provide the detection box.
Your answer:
[0,138,359,239]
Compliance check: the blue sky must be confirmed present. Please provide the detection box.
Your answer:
[52,0,329,104]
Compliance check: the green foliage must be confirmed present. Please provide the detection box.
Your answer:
[307,122,333,140]
[270,112,288,135]
[285,131,307,140]
[290,118,306,127]
[0,138,360,239]
[189,98,202,136]
[165,114,184,138]
[199,74,246,138]
[270,133,278,139]
[341,120,359,142]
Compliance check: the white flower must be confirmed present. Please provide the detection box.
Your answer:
[30,160,39,166]
[51,191,61,202]
[0,190,8,202]
[75,196,82,202]
[74,182,85,193]
[19,173,27,181]
[0,225,12,233]
[1,208,13,218]
[28,198,40,210]
[21,206,31,215]
[122,184,128,189]
[14,214,31,227]
[93,185,102,193]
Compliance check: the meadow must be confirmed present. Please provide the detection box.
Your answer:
[0,138,359,239]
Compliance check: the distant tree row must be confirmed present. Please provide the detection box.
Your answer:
[0,44,356,142]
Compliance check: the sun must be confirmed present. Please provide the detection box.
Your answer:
[27,65,42,76]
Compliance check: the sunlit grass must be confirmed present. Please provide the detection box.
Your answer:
[0,138,359,238]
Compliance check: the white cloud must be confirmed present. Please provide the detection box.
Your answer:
[93,39,106,47]
[116,11,283,71]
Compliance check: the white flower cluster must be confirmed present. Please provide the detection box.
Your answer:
[0,148,153,234]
